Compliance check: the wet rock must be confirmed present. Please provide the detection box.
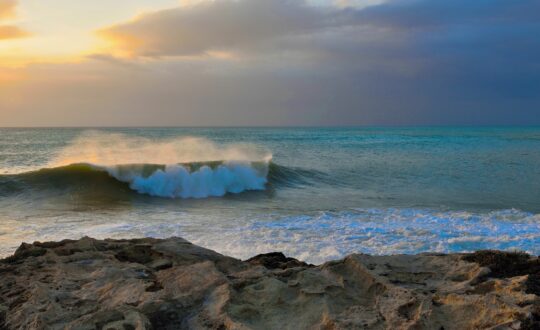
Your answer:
[462,250,540,278]
[115,244,162,264]
[463,250,540,295]
[2,243,47,264]
[246,252,312,269]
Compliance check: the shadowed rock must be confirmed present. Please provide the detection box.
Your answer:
[463,250,540,295]
[246,252,312,269]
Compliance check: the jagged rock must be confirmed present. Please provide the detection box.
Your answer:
[0,237,538,329]
[246,252,312,269]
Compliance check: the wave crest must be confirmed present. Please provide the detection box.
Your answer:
[107,162,268,198]
[0,131,329,199]
[0,131,286,199]
[0,161,323,199]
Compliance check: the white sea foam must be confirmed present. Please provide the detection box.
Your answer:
[2,208,538,264]
[186,209,540,263]
[106,163,268,198]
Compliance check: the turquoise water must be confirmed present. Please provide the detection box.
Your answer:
[0,127,539,262]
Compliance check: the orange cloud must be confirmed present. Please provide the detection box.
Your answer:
[0,25,28,40]
[0,67,24,86]
[0,0,29,41]
[0,0,17,20]
[96,0,334,58]
[96,27,144,58]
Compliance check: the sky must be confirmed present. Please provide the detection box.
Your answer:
[0,0,539,126]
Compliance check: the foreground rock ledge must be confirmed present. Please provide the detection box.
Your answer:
[0,238,538,329]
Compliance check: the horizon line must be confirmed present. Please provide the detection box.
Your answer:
[2,124,540,129]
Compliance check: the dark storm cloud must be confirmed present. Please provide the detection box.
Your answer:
[355,0,540,29]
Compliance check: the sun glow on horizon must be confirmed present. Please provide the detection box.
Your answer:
[0,0,182,68]
[0,0,379,68]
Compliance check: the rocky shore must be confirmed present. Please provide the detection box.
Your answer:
[0,237,538,329]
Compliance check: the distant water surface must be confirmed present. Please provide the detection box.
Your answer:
[0,127,539,263]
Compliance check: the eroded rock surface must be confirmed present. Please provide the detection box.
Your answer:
[0,237,538,329]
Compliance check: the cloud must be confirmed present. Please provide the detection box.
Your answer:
[96,0,540,77]
[0,0,16,20]
[353,0,540,30]
[334,0,386,9]
[2,0,540,126]
[0,25,27,40]
[98,0,351,57]
[0,0,29,41]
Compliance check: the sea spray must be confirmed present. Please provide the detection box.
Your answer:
[48,131,272,168]
[39,131,273,198]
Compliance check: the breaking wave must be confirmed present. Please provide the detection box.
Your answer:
[0,161,323,199]
[0,131,299,199]
[109,162,268,198]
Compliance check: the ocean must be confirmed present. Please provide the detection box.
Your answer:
[0,127,539,263]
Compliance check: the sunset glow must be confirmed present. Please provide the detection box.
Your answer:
[0,0,539,126]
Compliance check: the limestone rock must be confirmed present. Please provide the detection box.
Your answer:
[0,237,538,329]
